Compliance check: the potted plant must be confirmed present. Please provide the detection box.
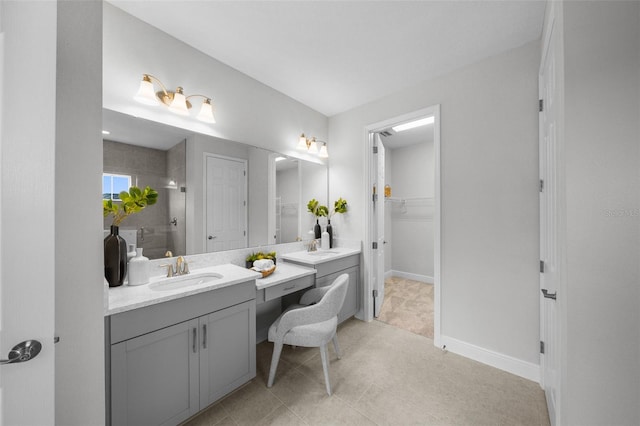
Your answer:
[307,198,328,238]
[103,186,158,287]
[326,197,348,248]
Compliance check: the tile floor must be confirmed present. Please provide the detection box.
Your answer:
[376,277,434,339]
[182,318,549,426]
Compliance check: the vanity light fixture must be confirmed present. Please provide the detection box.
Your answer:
[391,116,434,132]
[134,74,216,124]
[297,133,328,158]
[102,130,111,135]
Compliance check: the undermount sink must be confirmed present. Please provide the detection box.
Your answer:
[306,250,340,256]
[148,272,223,292]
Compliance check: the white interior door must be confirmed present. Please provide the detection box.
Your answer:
[205,155,247,252]
[371,133,386,317]
[539,14,559,426]
[0,1,56,423]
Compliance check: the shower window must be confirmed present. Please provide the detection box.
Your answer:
[102,173,131,201]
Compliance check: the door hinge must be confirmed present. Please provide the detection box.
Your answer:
[372,242,378,249]
[373,289,378,297]
[539,99,544,112]
[540,341,545,354]
[539,179,544,192]
[243,170,246,176]
[373,146,378,154]
[244,230,246,236]
[540,260,545,273]
[372,193,378,202]
[244,200,246,206]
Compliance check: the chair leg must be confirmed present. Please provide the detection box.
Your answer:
[319,344,332,395]
[267,342,283,388]
[332,334,342,360]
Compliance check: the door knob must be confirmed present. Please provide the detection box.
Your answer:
[1,340,42,365]
[208,235,216,240]
[541,289,557,300]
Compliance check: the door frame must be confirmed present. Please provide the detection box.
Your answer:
[202,152,248,251]
[363,104,441,347]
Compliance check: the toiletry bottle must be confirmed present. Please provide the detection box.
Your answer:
[321,229,330,250]
[128,248,150,286]
[127,243,136,261]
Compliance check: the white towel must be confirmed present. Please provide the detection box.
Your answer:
[253,259,274,270]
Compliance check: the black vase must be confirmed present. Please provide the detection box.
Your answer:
[314,219,321,239]
[327,220,333,248]
[104,225,127,287]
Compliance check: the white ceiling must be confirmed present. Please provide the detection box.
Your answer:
[107,0,546,117]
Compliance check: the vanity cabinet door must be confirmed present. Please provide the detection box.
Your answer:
[111,318,199,426]
[315,266,359,323]
[199,300,256,408]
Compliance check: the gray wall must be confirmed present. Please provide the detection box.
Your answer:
[55,1,105,424]
[329,41,541,366]
[562,1,640,424]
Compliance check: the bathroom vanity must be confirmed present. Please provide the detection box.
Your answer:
[104,247,361,426]
[280,247,361,323]
[105,265,259,426]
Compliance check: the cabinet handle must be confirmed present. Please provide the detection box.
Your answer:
[202,324,207,349]
[192,327,197,353]
[283,285,295,291]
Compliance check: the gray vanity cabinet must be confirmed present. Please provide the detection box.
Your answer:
[315,261,359,323]
[285,254,360,323]
[199,300,256,407]
[110,319,200,426]
[108,281,256,426]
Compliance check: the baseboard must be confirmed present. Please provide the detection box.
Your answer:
[384,270,394,280]
[440,335,540,383]
[390,270,433,284]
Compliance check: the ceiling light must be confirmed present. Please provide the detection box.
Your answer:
[134,74,217,124]
[392,116,434,132]
[102,130,111,135]
[296,134,328,158]
[274,156,287,162]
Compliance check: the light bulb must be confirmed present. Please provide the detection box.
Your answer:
[308,137,318,154]
[318,143,328,158]
[168,87,189,116]
[134,75,159,105]
[196,99,216,123]
[297,133,308,150]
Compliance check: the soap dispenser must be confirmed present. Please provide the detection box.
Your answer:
[128,248,150,286]
[321,228,330,250]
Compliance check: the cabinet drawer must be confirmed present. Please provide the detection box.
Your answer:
[264,275,314,302]
[315,254,359,278]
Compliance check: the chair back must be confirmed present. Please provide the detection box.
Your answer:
[316,273,349,319]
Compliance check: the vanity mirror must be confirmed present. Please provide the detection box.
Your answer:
[102,109,327,259]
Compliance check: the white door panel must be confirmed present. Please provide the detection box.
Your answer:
[372,133,385,317]
[0,2,56,423]
[205,155,247,252]
[540,14,559,426]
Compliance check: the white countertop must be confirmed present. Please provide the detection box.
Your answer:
[279,246,361,266]
[255,262,316,290]
[106,264,261,316]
